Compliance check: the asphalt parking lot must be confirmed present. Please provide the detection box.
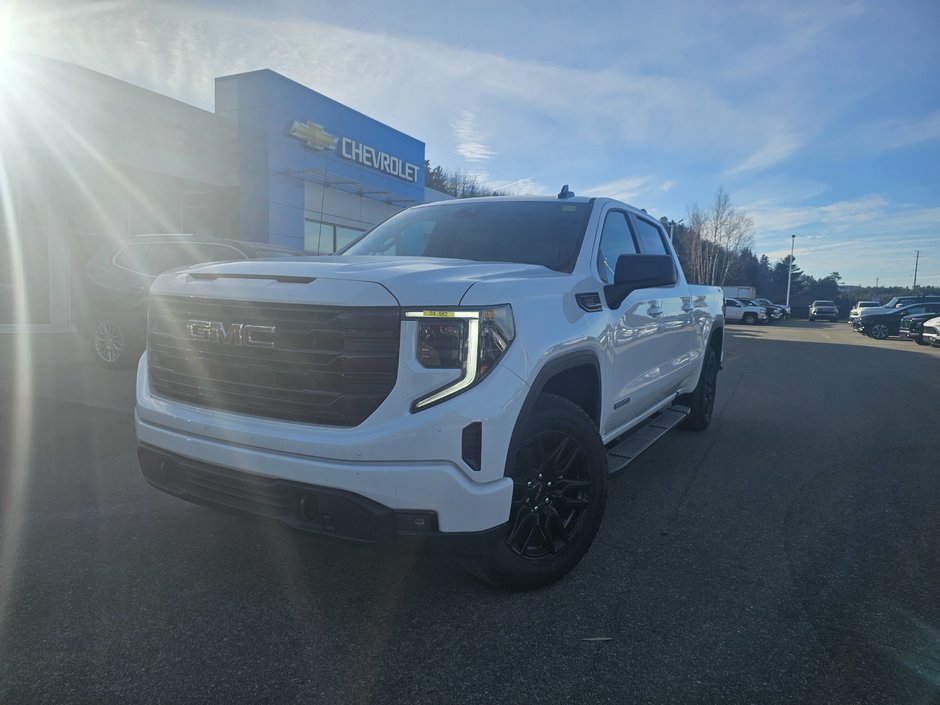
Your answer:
[1,322,939,704]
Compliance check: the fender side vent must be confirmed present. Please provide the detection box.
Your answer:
[462,422,482,471]
[576,292,602,312]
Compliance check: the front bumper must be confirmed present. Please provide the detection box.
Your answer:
[136,351,524,534]
[138,444,503,554]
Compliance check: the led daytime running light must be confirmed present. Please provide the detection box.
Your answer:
[405,307,512,411]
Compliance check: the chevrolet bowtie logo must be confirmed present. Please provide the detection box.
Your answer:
[289,121,339,151]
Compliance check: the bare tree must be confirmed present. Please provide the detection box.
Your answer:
[682,187,754,286]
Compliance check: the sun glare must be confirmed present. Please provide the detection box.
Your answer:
[0,7,11,60]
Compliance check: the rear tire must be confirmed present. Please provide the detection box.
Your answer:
[679,347,718,431]
[461,394,607,590]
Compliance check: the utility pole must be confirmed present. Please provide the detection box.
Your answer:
[785,234,796,308]
[913,250,920,292]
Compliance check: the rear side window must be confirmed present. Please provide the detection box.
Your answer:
[597,210,638,283]
[632,216,668,255]
[113,244,152,274]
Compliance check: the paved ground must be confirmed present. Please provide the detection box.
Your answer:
[1,323,938,704]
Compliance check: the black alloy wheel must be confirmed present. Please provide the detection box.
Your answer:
[869,322,890,340]
[680,346,718,431]
[505,431,591,558]
[461,394,607,590]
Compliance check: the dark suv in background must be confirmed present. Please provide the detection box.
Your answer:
[854,302,940,340]
[74,234,305,368]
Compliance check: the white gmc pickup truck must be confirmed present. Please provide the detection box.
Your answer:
[136,193,725,589]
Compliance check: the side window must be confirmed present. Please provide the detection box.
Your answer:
[204,244,247,262]
[113,244,152,274]
[596,211,638,283]
[144,243,205,275]
[632,216,668,255]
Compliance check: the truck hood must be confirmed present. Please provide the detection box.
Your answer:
[150,255,564,307]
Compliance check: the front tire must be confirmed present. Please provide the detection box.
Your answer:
[91,316,142,369]
[680,347,718,431]
[462,394,607,590]
[914,337,928,346]
[743,312,757,325]
[868,323,889,340]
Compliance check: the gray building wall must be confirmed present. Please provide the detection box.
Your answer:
[0,54,235,330]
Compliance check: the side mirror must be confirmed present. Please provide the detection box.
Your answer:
[604,254,678,309]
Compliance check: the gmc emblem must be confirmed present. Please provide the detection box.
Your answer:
[186,320,276,348]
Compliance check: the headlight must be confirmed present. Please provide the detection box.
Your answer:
[405,306,515,411]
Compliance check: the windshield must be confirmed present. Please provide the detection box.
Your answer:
[340,200,593,272]
[814,301,835,307]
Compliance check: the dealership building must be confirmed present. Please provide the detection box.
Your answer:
[0,54,443,332]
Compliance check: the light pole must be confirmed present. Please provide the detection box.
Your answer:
[785,234,796,308]
[669,218,684,242]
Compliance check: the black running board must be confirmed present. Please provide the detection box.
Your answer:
[605,405,690,474]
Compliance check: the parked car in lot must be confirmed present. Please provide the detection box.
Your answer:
[878,295,940,310]
[75,234,305,368]
[848,300,881,324]
[854,302,940,340]
[724,297,767,324]
[899,312,940,345]
[922,316,940,347]
[809,300,839,321]
[753,297,790,320]
[738,297,785,321]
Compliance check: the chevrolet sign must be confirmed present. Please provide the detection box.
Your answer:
[289,121,338,151]
[339,137,419,183]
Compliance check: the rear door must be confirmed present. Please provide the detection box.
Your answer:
[595,208,685,436]
[628,213,696,395]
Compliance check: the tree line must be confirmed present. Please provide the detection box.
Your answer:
[424,161,507,199]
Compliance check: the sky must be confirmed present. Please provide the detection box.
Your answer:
[4,0,940,286]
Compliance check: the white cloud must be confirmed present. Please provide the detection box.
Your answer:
[727,129,804,175]
[850,109,940,153]
[583,176,655,203]
[451,109,494,161]
[489,177,544,195]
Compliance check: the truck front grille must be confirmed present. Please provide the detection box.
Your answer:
[148,296,400,427]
